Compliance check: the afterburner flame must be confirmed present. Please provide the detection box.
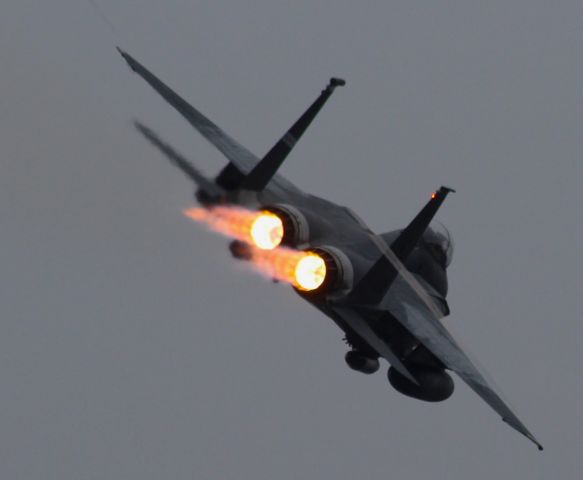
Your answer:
[250,213,284,250]
[184,206,325,291]
[184,207,283,250]
[250,248,326,291]
[294,254,326,290]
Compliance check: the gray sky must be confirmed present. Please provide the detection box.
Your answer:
[1,1,581,478]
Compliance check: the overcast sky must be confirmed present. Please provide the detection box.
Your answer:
[1,1,582,478]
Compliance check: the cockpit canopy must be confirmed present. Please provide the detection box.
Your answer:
[422,223,454,267]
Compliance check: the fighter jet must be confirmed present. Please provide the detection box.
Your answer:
[117,48,542,450]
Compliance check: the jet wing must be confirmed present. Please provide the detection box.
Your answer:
[118,48,259,174]
[118,48,302,195]
[349,229,542,449]
[379,273,543,450]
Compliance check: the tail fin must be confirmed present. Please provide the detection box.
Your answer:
[348,187,454,305]
[241,78,345,191]
[390,186,455,262]
[118,48,344,193]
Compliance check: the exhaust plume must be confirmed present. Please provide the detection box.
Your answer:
[184,206,325,291]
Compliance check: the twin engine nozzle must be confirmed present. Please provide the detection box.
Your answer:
[300,246,354,294]
[236,204,308,252]
[230,205,353,294]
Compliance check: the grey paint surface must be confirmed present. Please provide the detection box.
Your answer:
[1,1,581,478]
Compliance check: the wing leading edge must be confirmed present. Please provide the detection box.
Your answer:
[117,47,259,174]
[379,269,543,450]
[347,204,542,449]
[118,48,342,194]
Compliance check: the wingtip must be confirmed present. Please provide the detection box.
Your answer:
[502,417,543,451]
[531,436,544,451]
[528,434,544,451]
[116,46,136,70]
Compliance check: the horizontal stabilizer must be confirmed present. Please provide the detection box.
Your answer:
[133,120,223,199]
[241,78,345,191]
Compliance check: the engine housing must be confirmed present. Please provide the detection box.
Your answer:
[264,204,310,246]
[306,245,354,294]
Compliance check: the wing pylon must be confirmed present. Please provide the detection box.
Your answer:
[332,306,418,384]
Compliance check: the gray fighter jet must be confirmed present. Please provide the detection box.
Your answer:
[118,48,542,450]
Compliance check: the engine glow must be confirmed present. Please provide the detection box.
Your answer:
[184,206,325,291]
[294,253,326,291]
[250,213,284,250]
[184,207,283,249]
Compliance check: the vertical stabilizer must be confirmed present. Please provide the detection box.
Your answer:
[349,187,454,305]
[390,186,455,262]
[241,78,345,191]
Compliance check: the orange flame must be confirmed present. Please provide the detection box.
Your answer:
[250,247,326,291]
[184,206,325,291]
[184,207,283,250]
